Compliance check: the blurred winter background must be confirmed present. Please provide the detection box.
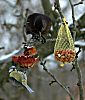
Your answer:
[0,0,85,100]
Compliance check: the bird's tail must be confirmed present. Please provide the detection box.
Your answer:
[25,84,34,93]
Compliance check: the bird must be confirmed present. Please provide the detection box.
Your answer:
[9,66,34,93]
[25,13,52,43]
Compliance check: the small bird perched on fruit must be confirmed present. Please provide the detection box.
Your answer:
[9,66,34,93]
[25,13,52,43]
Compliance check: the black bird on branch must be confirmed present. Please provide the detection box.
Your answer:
[25,13,52,43]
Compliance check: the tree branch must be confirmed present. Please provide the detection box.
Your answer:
[75,59,84,100]
[54,0,64,19]
[69,0,84,100]
[73,1,83,6]
[40,61,75,100]
[69,0,77,41]
[41,0,52,15]
[0,47,5,50]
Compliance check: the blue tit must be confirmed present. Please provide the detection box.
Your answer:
[9,66,34,93]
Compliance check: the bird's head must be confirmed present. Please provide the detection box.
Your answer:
[41,17,52,33]
[34,15,52,33]
[9,66,16,73]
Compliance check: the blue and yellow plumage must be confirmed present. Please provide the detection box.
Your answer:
[9,66,34,93]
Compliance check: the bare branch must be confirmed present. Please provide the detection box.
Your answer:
[0,47,5,50]
[73,1,83,6]
[69,0,84,100]
[54,0,64,19]
[74,59,84,100]
[22,9,29,43]
[40,61,75,100]
[69,0,76,41]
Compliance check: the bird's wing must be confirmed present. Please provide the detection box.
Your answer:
[21,72,34,93]
[24,84,34,93]
[9,71,22,82]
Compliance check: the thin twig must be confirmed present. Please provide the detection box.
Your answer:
[71,47,81,71]
[69,0,84,100]
[23,25,27,42]
[69,0,76,41]
[22,9,29,43]
[76,46,81,58]
[0,47,5,50]
[69,0,76,26]
[40,61,75,100]
[73,1,83,6]
[54,0,64,19]
[75,59,84,100]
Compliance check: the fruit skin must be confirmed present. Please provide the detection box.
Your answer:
[54,49,76,63]
[12,55,39,68]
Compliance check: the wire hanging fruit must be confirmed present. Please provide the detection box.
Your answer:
[54,18,76,64]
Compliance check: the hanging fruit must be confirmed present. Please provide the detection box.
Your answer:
[54,18,76,64]
[12,55,39,68]
[12,46,39,68]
